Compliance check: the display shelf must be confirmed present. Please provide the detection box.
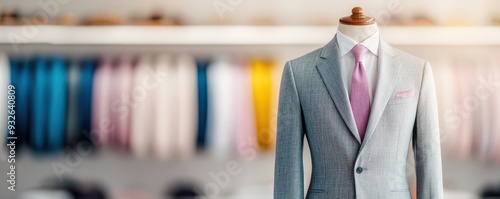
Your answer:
[0,26,499,46]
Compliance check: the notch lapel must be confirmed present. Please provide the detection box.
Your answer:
[316,36,361,144]
[359,40,401,153]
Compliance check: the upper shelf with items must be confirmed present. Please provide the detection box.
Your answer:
[1,26,500,46]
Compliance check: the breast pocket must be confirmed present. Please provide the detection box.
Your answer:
[387,96,415,105]
[387,90,416,105]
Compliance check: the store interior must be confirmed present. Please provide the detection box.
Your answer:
[1,0,500,198]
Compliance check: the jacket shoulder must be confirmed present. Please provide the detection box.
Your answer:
[392,47,428,69]
[286,48,322,73]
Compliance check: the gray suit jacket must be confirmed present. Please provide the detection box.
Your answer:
[274,36,443,199]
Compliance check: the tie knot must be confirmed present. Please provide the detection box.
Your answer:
[351,44,368,63]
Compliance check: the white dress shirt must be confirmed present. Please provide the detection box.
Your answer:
[493,59,500,162]
[206,57,236,158]
[0,53,9,162]
[336,30,380,103]
[176,55,198,158]
[131,55,152,157]
[154,54,178,160]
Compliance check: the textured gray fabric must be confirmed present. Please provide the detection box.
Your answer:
[274,36,443,199]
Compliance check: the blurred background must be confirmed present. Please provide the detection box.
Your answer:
[0,0,500,198]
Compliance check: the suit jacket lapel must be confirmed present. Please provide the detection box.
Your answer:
[359,40,401,152]
[316,36,362,144]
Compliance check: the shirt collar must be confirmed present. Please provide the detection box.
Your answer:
[336,29,380,57]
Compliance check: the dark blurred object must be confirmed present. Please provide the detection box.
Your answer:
[73,185,106,199]
[482,182,500,199]
[131,11,182,26]
[42,177,108,199]
[0,9,20,25]
[165,181,202,199]
[1,10,70,25]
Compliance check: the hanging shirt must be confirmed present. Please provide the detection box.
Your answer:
[111,55,134,150]
[130,55,156,157]
[0,53,10,157]
[176,55,198,158]
[47,57,67,151]
[92,56,114,147]
[154,54,178,160]
[250,59,275,151]
[31,56,48,151]
[206,57,235,157]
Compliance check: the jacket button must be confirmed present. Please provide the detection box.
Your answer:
[356,167,363,174]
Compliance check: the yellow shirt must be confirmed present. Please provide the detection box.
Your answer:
[251,59,276,151]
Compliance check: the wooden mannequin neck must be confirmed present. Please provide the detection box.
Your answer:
[338,23,378,43]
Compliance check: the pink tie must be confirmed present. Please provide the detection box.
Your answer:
[350,44,370,141]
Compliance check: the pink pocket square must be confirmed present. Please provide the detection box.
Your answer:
[395,90,414,99]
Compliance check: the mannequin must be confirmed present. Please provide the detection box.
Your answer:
[338,23,378,43]
[274,6,443,199]
[337,7,378,43]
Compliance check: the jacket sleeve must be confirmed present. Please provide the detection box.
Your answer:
[413,61,444,199]
[274,61,305,199]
